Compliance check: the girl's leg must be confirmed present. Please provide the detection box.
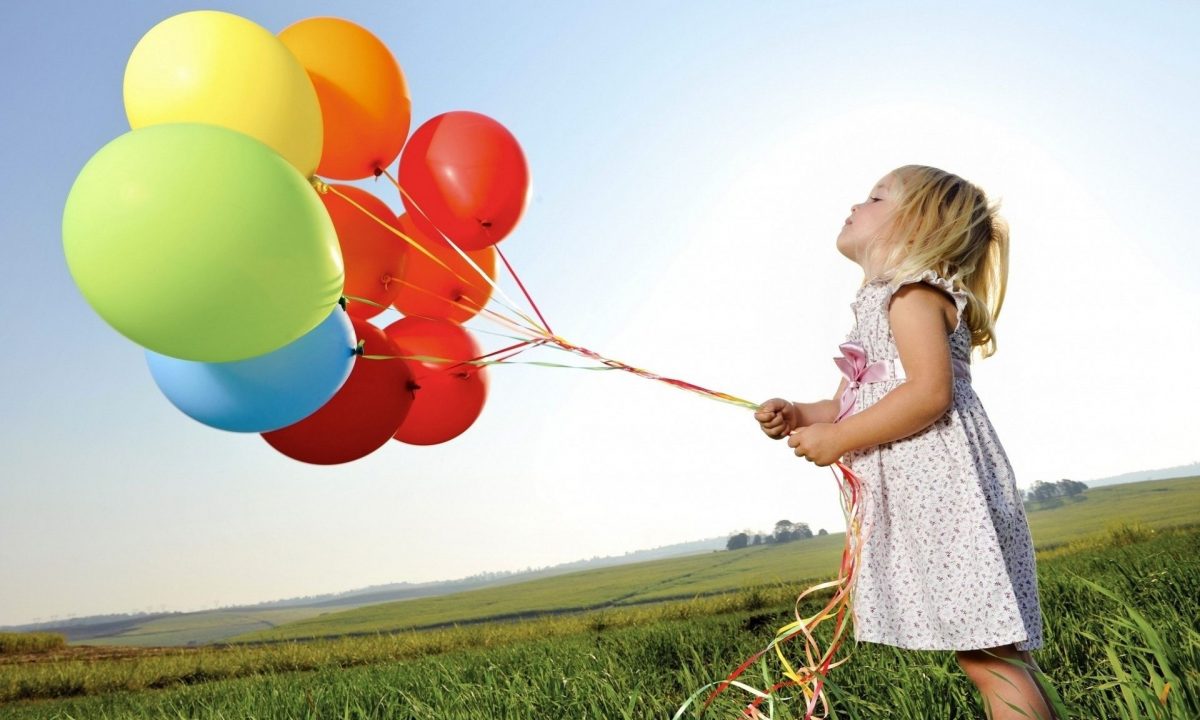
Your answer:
[955,644,1056,720]
[1019,649,1061,718]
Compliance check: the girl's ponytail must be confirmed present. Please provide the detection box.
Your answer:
[874,165,1010,358]
[960,210,1008,358]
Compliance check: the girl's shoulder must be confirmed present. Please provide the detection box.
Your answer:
[856,270,968,315]
[890,270,969,325]
[853,270,971,337]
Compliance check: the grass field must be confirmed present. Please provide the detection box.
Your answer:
[75,606,364,648]
[27,477,1195,650]
[231,476,1200,643]
[1,522,1196,718]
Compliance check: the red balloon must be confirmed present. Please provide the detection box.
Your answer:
[320,185,406,319]
[263,318,413,464]
[393,214,495,324]
[398,111,529,251]
[384,317,489,445]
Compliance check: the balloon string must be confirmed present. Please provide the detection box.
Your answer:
[376,168,551,337]
[340,293,388,310]
[428,339,543,379]
[330,176,860,716]
[386,280,543,342]
[341,290,534,346]
[544,335,761,411]
[680,460,865,720]
[379,172,758,411]
[312,178,546,337]
[495,245,553,335]
[360,345,762,377]
[357,340,543,381]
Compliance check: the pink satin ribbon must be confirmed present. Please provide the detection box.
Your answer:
[834,341,972,422]
[834,342,890,422]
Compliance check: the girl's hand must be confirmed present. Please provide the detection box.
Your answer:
[787,423,845,466]
[754,398,797,439]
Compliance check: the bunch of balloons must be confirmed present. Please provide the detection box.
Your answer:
[63,11,530,465]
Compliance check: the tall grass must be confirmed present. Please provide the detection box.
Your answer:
[1076,575,1198,719]
[0,527,1196,719]
[0,588,801,704]
[0,634,65,657]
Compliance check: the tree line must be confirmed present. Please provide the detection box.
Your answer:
[729,479,1089,550]
[1022,478,1088,509]
[726,520,827,550]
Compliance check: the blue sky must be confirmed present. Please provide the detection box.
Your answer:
[1,1,1197,626]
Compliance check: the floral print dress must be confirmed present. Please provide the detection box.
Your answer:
[840,270,1043,651]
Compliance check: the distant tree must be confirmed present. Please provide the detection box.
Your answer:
[793,522,814,540]
[817,528,828,536]
[727,533,750,551]
[752,534,763,546]
[1026,480,1066,509]
[1030,481,1059,502]
[774,520,794,543]
[1057,479,1087,498]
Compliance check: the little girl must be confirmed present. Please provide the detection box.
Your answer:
[754,166,1058,719]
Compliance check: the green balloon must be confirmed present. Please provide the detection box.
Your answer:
[63,123,344,362]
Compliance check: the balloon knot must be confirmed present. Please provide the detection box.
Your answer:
[354,340,365,356]
[310,177,330,195]
[406,380,421,393]
[373,167,383,178]
[338,296,348,311]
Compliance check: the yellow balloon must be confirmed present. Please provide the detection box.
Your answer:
[123,11,323,176]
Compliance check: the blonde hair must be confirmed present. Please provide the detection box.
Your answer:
[872,165,1010,358]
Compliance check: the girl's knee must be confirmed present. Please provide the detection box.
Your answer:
[955,645,1022,678]
[955,649,988,674]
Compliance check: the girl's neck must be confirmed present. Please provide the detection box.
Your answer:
[856,245,894,283]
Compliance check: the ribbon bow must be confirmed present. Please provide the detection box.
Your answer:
[833,341,889,422]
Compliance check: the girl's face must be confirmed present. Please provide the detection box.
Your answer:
[837,173,898,276]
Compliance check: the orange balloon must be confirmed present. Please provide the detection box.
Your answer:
[321,185,405,319]
[384,317,489,446]
[393,214,495,323]
[280,18,411,180]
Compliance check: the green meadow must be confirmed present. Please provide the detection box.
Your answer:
[33,476,1199,649]
[77,607,363,648]
[1,477,1197,719]
[233,475,1200,643]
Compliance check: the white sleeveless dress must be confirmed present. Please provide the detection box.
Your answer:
[840,270,1043,651]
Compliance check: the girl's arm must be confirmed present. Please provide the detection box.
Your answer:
[835,283,955,452]
[755,378,848,439]
[791,378,848,427]
[786,283,954,464]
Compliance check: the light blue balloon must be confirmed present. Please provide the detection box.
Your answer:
[146,305,356,432]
